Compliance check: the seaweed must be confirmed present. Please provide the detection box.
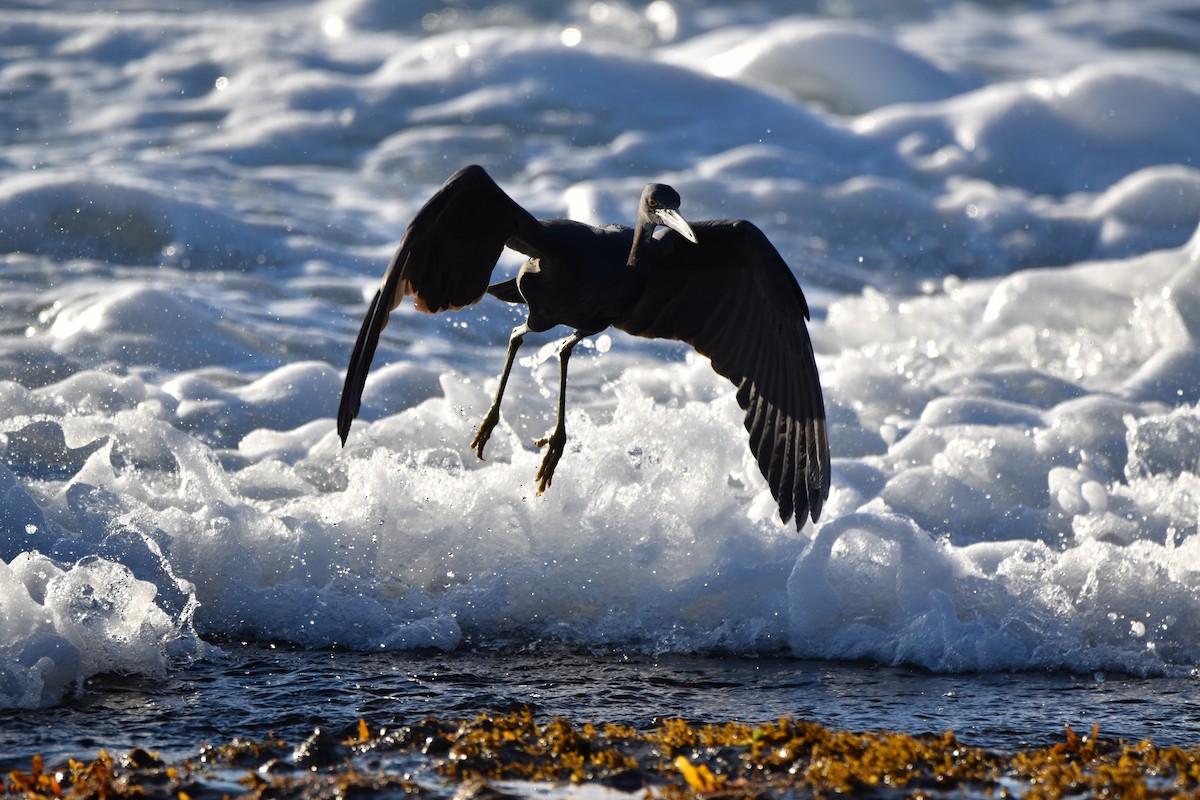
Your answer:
[8,714,1200,799]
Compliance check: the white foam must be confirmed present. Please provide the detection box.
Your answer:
[0,543,198,708]
[681,19,970,114]
[4,0,1200,707]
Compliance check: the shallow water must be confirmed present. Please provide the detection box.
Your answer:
[4,0,1200,774]
[4,644,1199,776]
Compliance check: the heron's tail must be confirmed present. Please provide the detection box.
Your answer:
[486,278,525,304]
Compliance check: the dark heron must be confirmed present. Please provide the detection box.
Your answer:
[338,165,830,527]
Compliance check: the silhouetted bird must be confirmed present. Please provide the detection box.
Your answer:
[338,165,829,527]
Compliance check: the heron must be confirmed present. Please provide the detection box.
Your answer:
[337,165,830,527]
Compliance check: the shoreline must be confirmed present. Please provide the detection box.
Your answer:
[8,711,1195,799]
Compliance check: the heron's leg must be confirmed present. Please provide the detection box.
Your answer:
[470,323,528,460]
[534,330,587,495]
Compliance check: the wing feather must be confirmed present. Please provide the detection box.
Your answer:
[614,220,829,526]
[337,165,543,443]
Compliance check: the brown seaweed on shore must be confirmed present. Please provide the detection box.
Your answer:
[6,713,1200,799]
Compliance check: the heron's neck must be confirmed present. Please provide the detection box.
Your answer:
[626,220,655,268]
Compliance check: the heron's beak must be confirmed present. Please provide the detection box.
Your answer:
[657,208,698,244]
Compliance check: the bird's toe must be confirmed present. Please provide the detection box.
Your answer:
[469,430,489,460]
[470,411,503,460]
[534,430,567,494]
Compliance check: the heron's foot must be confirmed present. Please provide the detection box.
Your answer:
[533,427,567,495]
[470,410,501,460]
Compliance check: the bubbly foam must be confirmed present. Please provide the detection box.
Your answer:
[4,0,1200,707]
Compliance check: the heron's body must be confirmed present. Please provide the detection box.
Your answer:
[508,221,643,333]
[338,165,830,527]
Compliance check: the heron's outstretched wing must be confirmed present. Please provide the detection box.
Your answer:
[613,220,830,526]
[338,165,544,443]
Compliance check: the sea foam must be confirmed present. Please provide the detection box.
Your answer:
[4,0,1200,707]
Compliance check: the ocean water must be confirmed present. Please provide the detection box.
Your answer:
[3,0,1200,764]
[5,644,1200,776]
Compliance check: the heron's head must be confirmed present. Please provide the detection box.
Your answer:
[640,183,698,244]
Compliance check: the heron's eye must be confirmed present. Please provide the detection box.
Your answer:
[647,199,659,208]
